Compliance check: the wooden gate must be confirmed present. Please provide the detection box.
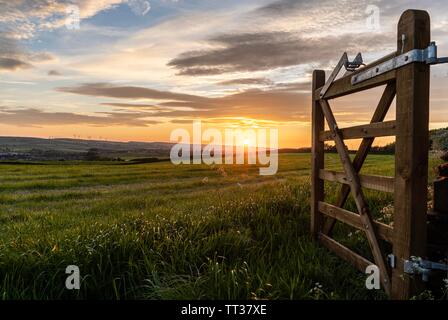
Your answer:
[311,10,431,299]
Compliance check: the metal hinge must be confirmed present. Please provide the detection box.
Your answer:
[403,256,448,282]
[352,42,448,85]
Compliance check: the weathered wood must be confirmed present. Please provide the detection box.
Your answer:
[311,70,326,240]
[319,201,394,243]
[323,83,396,235]
[319,233,373,273]
[313,53,396,100]
[392,9,430,300]
[319,53,347,98]
[320,99,391,295]
[319,170,394,193]
[311,9,432,299]
[319,120,396,141]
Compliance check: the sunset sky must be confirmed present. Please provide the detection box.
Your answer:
[1,0,448,148]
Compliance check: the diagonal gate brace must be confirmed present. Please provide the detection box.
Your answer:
[319,99,392,295]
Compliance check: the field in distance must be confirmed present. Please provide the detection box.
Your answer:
[0,153,441,299]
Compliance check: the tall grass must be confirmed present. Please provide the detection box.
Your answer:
[0,154,439,299]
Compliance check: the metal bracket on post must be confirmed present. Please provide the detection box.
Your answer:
[387,254,396,269]
[352,42,448,85]
[345,52,365,71]
[403,256,448,282]
[320,52,364,98]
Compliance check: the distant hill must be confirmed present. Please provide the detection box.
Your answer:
[0,137,174,161]
[1,127,447,161]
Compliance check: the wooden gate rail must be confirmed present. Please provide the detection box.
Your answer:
[311,10,431,299]
[319,120,396,141]
[324,82,397,236]
[319,170,395,193]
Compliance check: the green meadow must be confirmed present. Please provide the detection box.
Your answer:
[0,154,442,299]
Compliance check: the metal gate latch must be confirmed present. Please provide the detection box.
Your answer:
[352,42,448,85]
[403,256,448,282]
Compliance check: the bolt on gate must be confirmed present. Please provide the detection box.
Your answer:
[311,9,448,299]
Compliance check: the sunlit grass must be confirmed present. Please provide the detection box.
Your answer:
[0,154,441,299]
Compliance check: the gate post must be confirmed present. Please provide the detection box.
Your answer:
[392,9,431,299]
[311,70,326,240]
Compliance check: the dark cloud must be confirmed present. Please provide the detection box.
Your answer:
[0,57,31,71]
[168,31,394,76]
[0,107,160,127]
[58,82,310,122]
[48,69,62,76]
[218,78,274,86]
[100,103,163,110]
[57,82,210,103]
[175,67,228,76]
[169,119,198,124]
[0,32,54,72]
[0,32,32,71]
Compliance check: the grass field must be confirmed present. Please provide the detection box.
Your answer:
[0,153,442,300]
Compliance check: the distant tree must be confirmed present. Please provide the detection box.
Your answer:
[85,148,101,161]
[324,144,337,153]
[370,143,395,154]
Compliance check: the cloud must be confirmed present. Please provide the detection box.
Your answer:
[48,69,63,76]
[0,58,32,71]
[0,0,125,37]
[30,52,55,62]
[168,31,394,75]
[272,82,311,92]
[253,0,311,15]
[0,107,160,127]
[100,103,162,109]
[217,78,274,86]
[56,82,311,122]
[0,1,123,72]
[0,31,56,72]
[57,82,210,103]
[0,32,31,71]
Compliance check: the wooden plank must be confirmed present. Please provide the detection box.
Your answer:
[319,120,396,141]
[319,53,347,98]
[318,201,394,243]
[319,233,373,273]
[319,170,394,193]
[323,83,396,235]
[391,9,430,300]
[319,99,391,295]
[313,52,396,100]
[311,70,326,240]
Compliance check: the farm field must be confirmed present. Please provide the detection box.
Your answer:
[0,153,442,300]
